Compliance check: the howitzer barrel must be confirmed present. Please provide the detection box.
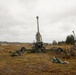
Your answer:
[36,16,42,42]
[36,16,39,33]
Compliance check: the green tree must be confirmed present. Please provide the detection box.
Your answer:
[52,40,57,45]
[66,35,74,44]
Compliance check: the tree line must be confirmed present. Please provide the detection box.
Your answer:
[52,35,75,45]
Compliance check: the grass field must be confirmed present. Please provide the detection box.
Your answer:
[0,43,76,75]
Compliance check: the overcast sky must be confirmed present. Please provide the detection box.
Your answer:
[0,0,76,43]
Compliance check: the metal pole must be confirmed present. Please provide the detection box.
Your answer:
[72,31,76,45]
[72,31,75,36]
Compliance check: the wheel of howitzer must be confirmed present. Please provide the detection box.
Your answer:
[31,46,46,53]
[56,47,64,53]
[41,47,46,53]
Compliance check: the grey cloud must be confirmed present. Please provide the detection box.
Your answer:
[0,0,76,43]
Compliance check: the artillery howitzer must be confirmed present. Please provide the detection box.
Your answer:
[31,16,46,53]
[10,16,65,56]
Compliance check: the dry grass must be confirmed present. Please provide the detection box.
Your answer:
[0,43,76,75]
